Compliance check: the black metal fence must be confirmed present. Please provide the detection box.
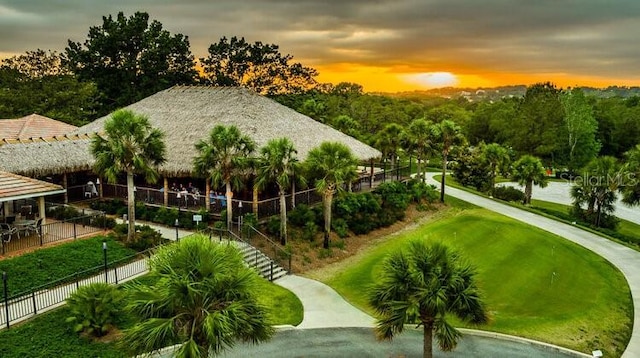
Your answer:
[1,213,106,256]
[0,249,152,329]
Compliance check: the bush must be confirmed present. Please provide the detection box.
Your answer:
[374,182,411,226]
[406,179,438,204]
[493,186,525,202]
[111,224,164,251]
[266,216,281,237]
[91,215,117,229]
[65,283,124,337]
[302,221,318,241]
[47,205,82,220]
[90,199,126,215]
[331,218,349,238]
[288,204,317,227]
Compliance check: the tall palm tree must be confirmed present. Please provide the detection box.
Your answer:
[194,125,255,228]
[305,142,358,249]
[122,235,274,357]
[483,143,511,194]
[433,120,465,202]
[406,118,436,183]
[255,138,302,245]
[91,109,166,243]
[368,240,488,358]
[511,155,548,205]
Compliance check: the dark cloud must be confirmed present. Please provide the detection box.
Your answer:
[1,0,639,81]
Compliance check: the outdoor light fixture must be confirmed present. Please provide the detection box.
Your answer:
[174,218,179,242]
[102,241,108,283]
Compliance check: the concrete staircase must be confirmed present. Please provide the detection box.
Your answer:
[234,239,288,281]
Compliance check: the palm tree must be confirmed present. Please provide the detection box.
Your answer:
[91,109,166,242]
[375,123,405,168]
[305,142,358,249]
[122,235,274,357]
[194,125,255,228]
[255,138,302,245]
[368,240,488,358]
[406,118,436,183]
[571,156,622,227]
[511,155,548,205]
[433,120,465,202]
[621,145,640,206]
[482,143,511,194]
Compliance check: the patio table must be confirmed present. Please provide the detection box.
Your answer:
[13,219,35,238]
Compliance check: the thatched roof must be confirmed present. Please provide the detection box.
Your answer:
[73,86,381,176]
[0,114,77,140]
[0,138,94,177]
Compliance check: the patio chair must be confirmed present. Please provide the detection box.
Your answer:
[26,218,43,238]
[0,223,17,243]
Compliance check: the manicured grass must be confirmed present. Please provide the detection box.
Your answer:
[0,236,137,298]
[324,207,632,356]
[438,174,640,249]
[0,278,302,358]
[257,279,304,326]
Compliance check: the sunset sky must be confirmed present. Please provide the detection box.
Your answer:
[1,0,640,92]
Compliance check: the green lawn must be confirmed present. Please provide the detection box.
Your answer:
[438,174,640,248]
[323,206,632,357]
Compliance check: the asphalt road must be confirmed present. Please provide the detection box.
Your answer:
[216,327,581,358]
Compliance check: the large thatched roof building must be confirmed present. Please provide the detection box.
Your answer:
[1,86,380,178]
[73,86,380,176]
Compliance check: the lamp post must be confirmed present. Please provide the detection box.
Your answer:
[102,241,108,283]
[174,218,179,242]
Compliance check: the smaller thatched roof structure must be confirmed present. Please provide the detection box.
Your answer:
[0,114,77,140]
[73,86,381,176]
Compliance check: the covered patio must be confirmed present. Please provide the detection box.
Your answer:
[0,171,66,243]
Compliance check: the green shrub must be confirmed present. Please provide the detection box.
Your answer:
[374,181,410,226]
[266,216,281,237]
[332,239,346,250]
[332,218,349,238]
[111,224,164,251]
[91,215,117,229]
[288,204,317,227]
[406,179,439,204]
[302,221,318,241]
[493,186,525,202]
[90,199,126,215]
[47,205,82,220]
[65,283,123,337]
[333,192,381,235]
[318,248,333,259]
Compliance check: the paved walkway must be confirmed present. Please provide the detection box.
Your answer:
[499,180,640,225]
[275,275,374,329]
[427,173,640,358]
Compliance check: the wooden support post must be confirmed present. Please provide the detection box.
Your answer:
[62,173,68,204]
[253,186,259,218]
[163,177,169,207]
[370,158,374,188]
[205,180,211,210]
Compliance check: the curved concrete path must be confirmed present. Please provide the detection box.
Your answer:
[499,180,640,225]
[427,174,640,357]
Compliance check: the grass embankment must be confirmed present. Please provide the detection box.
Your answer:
[320,203,632,357]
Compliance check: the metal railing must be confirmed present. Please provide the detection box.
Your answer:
[1,213,106,256]
[0,249,152,329]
